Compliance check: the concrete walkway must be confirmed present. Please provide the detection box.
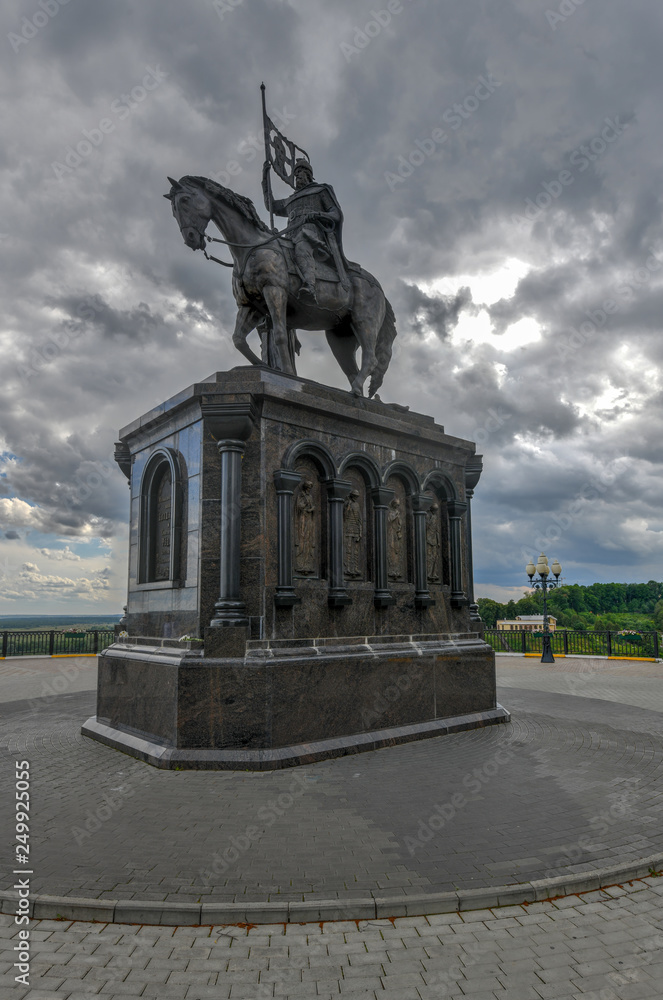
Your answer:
[2,654,663,997]
[1,655,663,915]
[3,877,663,999]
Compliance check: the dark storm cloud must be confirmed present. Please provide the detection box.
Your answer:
[401,282,474,340]
[1,0,663,602]
[51,293,166,343]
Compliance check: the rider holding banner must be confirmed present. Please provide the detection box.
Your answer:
[261,84,349,304]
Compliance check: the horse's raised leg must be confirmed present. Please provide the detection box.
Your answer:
[232,305,264,366]
[325,329,359,388]
[347,280,387,395]
[262,284,296,375]
[348,318,378,396]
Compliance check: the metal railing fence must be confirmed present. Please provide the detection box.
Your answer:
[484,628,660,659]
[0,629,115,658]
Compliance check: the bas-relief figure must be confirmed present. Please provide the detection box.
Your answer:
[294,480,316,576]
[387,497,404,581]
[165,85,397,398]
[343,489,362,579]
[426,502,441,584]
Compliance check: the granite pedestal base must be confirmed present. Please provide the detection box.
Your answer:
[82,634,509,770]
[114,366,485,643]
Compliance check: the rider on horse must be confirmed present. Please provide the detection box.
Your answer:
[262,158,349,304]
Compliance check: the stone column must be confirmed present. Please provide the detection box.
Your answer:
[273,470,302,607]
[326,478,353,608]
[201,400,257,629]
[447,500,468,608]
[210,439,248,626]
[412,494,435,609]
[465,457,483,622]
[371,486,395,608]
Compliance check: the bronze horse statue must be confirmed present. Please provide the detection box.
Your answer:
[165,175,396,397]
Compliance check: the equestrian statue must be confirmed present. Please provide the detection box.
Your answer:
[165,84,397,398]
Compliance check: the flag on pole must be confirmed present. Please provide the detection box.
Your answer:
[261,84,309,189]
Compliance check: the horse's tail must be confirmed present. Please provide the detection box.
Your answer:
[368,298,397,398]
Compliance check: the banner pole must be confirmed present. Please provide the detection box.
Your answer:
[260,82,274,230]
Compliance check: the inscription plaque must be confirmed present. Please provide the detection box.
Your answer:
[154,467,172,581]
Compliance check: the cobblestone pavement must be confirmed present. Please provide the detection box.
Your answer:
[2,877,663,999]
[0,656,97,706]
[1,657,663,905]
[497,655,663,714]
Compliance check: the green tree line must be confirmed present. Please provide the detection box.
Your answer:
[478,581,663,632]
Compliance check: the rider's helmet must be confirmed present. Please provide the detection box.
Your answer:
[293,158,314,183]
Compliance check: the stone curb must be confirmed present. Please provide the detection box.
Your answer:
[494,653,662,662]
[3,853,662,925]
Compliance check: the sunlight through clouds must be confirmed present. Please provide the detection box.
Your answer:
[423,258,531,306]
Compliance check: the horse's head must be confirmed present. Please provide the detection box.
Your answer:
[164,176,212,252]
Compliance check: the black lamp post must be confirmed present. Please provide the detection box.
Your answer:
[526,553,562,664]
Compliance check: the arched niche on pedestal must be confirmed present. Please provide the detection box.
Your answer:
[338,452,382,584]
[423,470,466,607]
[282,440,337,583]
[138,448,184,585]
[382,460,421,587]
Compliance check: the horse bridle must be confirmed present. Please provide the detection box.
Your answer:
[201,216,335,269]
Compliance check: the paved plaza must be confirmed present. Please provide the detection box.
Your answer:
[1,653,663,996]
[2,656,663,910]
[3,878,663,999]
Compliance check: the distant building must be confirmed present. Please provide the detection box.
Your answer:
[497,615,557,632]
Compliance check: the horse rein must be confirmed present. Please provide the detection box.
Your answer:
[201,215,335,268]
[199,215,348,321]
[202,220,302,267]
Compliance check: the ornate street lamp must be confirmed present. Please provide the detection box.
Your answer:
[526,553,562,663]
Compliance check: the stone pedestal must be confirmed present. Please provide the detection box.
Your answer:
[83,366,508,768]
[83,633,508,770]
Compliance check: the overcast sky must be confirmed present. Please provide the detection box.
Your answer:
[1,0,662,613]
